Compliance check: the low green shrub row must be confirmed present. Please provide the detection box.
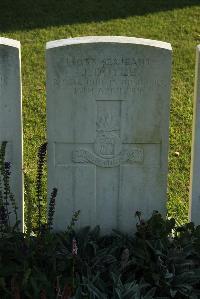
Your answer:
[1,211,200,298]
[1,143,200,298]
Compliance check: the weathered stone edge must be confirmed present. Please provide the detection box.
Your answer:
[46,36,172,51]
[0,37,20,48]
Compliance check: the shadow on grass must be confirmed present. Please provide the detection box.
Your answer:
[1,0,199,32]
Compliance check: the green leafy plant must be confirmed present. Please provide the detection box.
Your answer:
[1,142,200,298]
[1,209,200,298]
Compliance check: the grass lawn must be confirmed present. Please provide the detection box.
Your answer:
[0,0,200,226]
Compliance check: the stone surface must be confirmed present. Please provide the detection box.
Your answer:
[46,36,172,233]
[190,45,200,225]
[0,37,23,229]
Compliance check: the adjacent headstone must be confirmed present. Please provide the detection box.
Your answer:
[0,38,23,230]
[189,45,200,225]
[46,36,172,233]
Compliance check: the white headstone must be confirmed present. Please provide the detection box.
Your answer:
[0,37,23,230]
[189,45,200,224]
[46,36,172,233]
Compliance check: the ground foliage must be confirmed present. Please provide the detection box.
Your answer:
[1,211,200,298]
[1,142,200,298]
[1,140,200,299]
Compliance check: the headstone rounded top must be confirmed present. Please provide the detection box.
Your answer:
[46,36,172,51]
[0,37,20,48]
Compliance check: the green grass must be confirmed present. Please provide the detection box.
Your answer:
[0,0,200,225]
